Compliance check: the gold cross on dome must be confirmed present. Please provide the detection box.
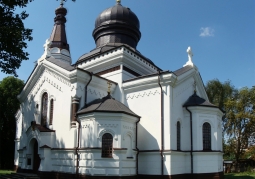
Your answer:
[116,0,121,4]
[107,81,112,94]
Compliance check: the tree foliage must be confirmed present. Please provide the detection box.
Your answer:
[205,79,255,162]
[224,87,255,161]
[205,79,236,110]
[0,0,34,77]
[0,76,24,169]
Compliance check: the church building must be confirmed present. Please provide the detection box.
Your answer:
[14,1,224,178]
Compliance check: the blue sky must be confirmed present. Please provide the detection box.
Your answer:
[0,0,254,89]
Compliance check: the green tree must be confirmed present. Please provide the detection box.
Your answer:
[0,0,76,76]
[205,80,255,162]
[0,0,34,76]
[205,79,236,110]
[224,87,255,162]
[0,76,24,169]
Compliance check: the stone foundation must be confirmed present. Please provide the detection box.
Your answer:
[17,169,224,179]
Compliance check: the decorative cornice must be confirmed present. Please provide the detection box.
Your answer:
[126,90,160,100]
[77,46,159,76]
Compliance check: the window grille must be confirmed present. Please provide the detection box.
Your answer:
[41,93,48,126]
[102,133,113,158]
[203,122,211,150]
[177,121,181,150]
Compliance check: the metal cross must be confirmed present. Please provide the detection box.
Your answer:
[116,0,121,4]
[107,81,112,94]
[193,81,197,93]
[59,0,65,6]
[187,46,193,63]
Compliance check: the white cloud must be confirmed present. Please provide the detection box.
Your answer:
[200,27,215,37]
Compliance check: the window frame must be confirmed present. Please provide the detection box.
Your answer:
[177,121,181,151]
[203,122,211,151]
[101,133,113,158]
[49,99,54,125]
[41,92,48,126]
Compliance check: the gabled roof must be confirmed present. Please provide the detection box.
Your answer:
[173,65,193,76]
[77,94,140,118]
[46,57,75,71]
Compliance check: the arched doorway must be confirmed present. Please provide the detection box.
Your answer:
[32,140,40,172]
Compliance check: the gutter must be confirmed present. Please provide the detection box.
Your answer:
[75,72,93,175]
[186,107,193,177]
[158,71,164,176]
[135,118,140,175]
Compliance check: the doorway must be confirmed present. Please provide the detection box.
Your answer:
[32,140,40,172]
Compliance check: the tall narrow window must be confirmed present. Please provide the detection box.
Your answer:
[102,133,113,158]
[177,121,181,150]
[41,93,48,126]
[203,122,211,150]
[49,99,54,125]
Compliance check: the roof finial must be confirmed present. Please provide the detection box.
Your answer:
[116,0,121,4]
[107,81,112,94]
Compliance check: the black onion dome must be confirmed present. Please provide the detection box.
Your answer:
[93,2,141,49]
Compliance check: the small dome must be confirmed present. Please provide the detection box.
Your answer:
[93,2,141,49]
[77,94,140,118]
[183,91,218,108]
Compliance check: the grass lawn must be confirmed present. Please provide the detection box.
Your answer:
[0,170,13,175]
[225,172,255,179]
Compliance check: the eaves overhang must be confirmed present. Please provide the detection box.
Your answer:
[76,45,162,75]
[123,71,177,92]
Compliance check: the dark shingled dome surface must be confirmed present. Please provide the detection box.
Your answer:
[77,94,140,118]
[183,91,223,111]
[93,2,141,49]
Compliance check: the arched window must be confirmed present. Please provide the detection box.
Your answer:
[49,99,54,125]
[41,92,48,126]
[102,133,113,158]
[177,121,181,150]
[203,122,211,150]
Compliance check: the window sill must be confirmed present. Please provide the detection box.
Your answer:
[127,157,133,159]
[101,156,113,158]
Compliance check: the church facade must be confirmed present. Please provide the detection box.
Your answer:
[14,1,224,178]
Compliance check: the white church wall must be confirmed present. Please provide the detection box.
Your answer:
[76,113,138,176]
[126,86,161,150]
[166,152,191,175]
[100,69,123,102]
[138,153,161,175]
[193,152,223,173]
[172,77,194,151]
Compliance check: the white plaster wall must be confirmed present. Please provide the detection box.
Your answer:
[193,152,223,173]
[166,152,191,175]
[172,77,194,151]
[126,87,161,150]
[76,113,138,176]
[138,153,161,175]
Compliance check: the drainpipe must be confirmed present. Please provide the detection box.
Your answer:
[158,71,164,176]
[186,107,193,178]
[75,72,93,175]
[84,72,93,107]
[135,118,140,176]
